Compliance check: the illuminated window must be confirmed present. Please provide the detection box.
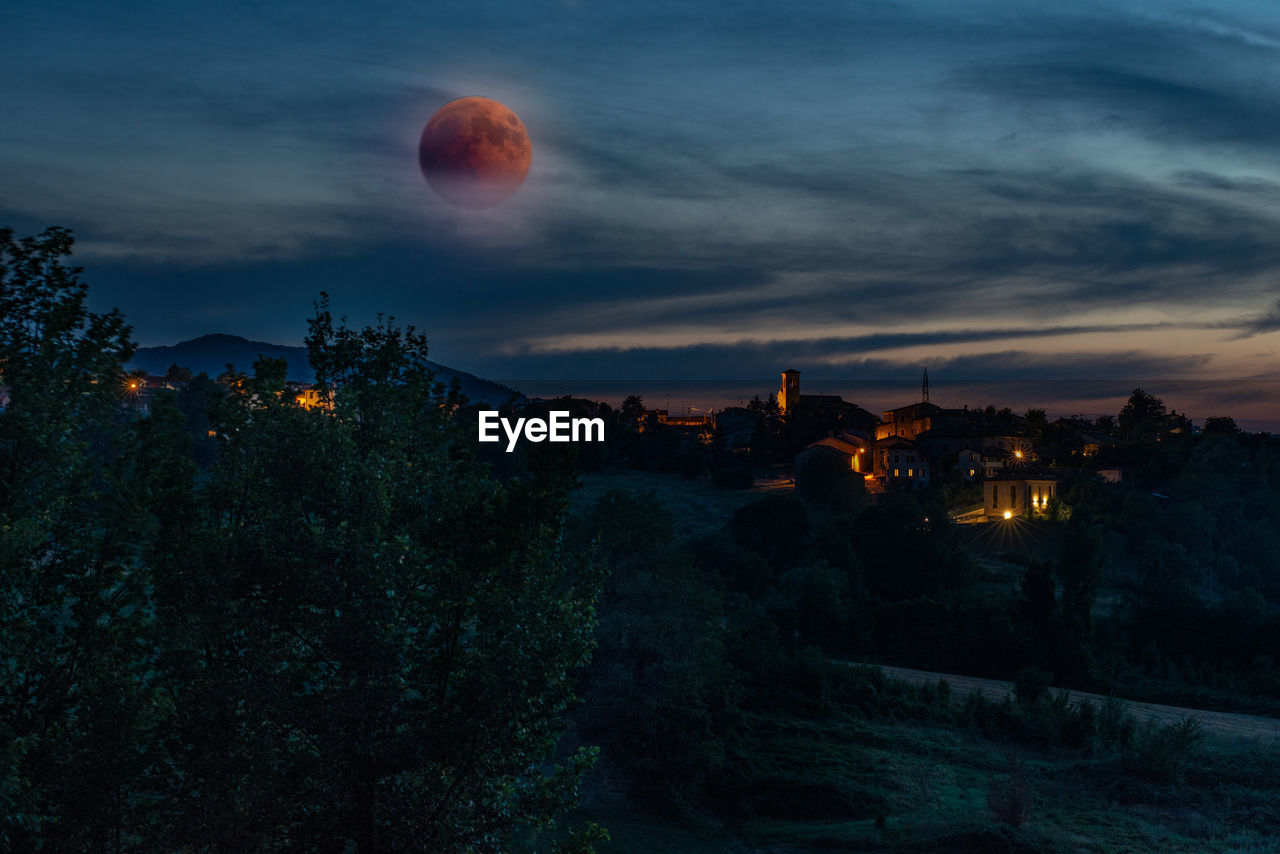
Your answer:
[893,468,899,477]
[969,469,975,476]
[908,468,914,477]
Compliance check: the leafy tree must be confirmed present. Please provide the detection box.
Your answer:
[145,300,605,852]
[163,362,193,384]
[569,491,735,808]
[1203,415,1241,437]
[1024,408,1047,442]
[0,227,161,851]
[619,394,646,427]
[1119,388,1166,442]
[1058,510,1103,639]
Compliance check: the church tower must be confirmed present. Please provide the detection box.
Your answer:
[778,369,800,413]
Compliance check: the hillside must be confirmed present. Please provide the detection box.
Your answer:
[129,333,521,406]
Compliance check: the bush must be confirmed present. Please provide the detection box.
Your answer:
[1126,716,1203,783]
[1096,696,1137,752]
[1014,667,1052,707]
[987,756,1032,827]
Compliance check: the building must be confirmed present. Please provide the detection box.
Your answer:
[774,370,878,437]
[870,436,931,489]
[713,406,760,449]
[796,433,871,475]
[876,402,943,440]
[914,427,1024,460]
[984,474,1057,520]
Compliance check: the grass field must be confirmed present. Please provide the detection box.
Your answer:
[564,705,1280,853]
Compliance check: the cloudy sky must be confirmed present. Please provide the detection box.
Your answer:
[5,0,1280,388]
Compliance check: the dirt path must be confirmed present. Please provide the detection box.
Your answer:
[872,664,1280,746]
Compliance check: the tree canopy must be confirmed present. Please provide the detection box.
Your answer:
[0,230,603,853]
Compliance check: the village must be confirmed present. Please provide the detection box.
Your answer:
[66,361,1199,529]
[642,368,1195,524]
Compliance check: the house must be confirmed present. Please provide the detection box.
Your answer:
[984,474,1057,520]
[1048,417,1118,459]
[122,374,180,414]
[876,402,942,440]
[870,436,931,489]
[713,406,759,449]
[796,433,871,475]
[955,448,982,479]
[914,426,1024,459]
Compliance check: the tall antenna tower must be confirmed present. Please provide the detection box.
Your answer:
[922,367,929,403]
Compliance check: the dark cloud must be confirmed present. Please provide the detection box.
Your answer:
[469,334,1212,382]
[1232,300,1280,339]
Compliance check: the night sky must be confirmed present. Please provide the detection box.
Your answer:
[5,1,1280,390]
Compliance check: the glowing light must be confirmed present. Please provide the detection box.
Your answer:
[1003,510,1013,520]
[1014,450,1024,459]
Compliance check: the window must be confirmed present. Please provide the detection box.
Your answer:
[908,468,914,477]
[893,468,899,477]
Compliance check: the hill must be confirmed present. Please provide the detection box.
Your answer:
[129,333,521,406]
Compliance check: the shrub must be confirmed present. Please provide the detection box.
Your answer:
[1014,667,1052,707]
[987,756,1033,827]
[1126,716,1203,783]
[1096,696,1137,752]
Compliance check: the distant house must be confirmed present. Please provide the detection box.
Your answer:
[122,374,180,414]
[875,402,943,440]
[714,407,759,449]
[955,448,982,479]
[1097,468,1132,484]
[1048,417,1118,459]
[984,474,1057,520]
[653,410,713,430]
[290,383,326,410]
[870,436,930,490]
[796,433,871,475]
[914,426,1023,459]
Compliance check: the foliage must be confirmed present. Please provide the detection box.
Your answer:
[986,756,1032,827]
[0,227,159,851]
[1126,717,1203,783]
[568,490,737,809]
[1,240,602,852]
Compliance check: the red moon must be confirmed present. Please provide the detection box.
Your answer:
[418,97,532,209]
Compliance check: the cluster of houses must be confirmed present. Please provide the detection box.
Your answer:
[768,370,1119,522]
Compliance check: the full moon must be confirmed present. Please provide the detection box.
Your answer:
[418,97,532,209]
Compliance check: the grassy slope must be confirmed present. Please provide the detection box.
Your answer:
[561,475,1280,852]
[567,708,1280,854]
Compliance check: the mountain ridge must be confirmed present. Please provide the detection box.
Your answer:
[129,333,520,406]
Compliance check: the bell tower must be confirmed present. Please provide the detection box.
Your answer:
[778,369,800,413]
